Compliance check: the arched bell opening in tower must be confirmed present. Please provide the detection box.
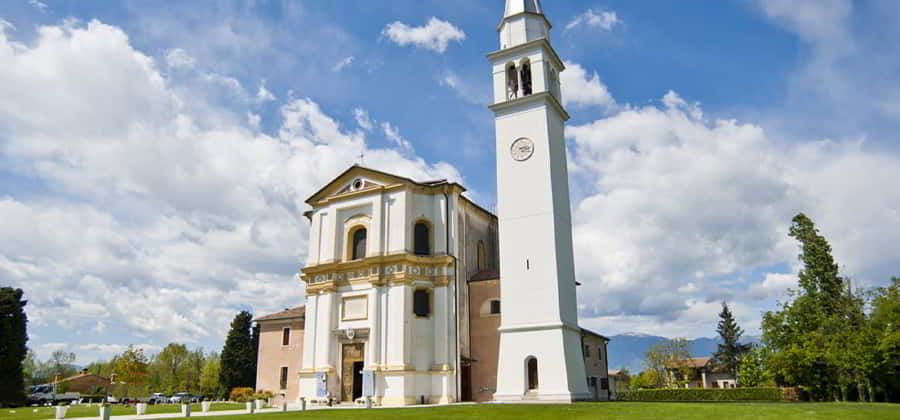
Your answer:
[519,59,532,96]
[506,62,519,100]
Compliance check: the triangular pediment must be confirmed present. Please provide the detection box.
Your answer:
[305,165,423,205]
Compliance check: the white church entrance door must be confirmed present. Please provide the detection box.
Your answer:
[341,343,365,402]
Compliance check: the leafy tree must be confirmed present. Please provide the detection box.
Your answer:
[643,338,690,388]
[630,370,661,390]
[738,345,772,387]
[49,349,77,380]
[156,343,190,393]
[109,346,149,397]
[713,302,751,379]
[864,277,900,401]
[199,353,223,398]
[219,311,256,393]
[762,213,862,401]
[0,287,28,406]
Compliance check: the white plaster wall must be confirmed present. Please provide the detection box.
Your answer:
[494,328,589,401]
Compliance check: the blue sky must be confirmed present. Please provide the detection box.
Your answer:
[1,0,899,364]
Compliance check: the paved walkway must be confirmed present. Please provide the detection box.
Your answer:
[96,402,454,420]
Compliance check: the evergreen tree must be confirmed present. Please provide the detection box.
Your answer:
[0,287,28,406]
[713,301,751,379]
[219,311,255,393]
[762,213,856,400]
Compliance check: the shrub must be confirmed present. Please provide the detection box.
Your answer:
[229,387,255,402]
[616,387,785,402]
[252,390,274,401]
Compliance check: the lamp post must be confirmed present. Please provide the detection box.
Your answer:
[106,373,117,404]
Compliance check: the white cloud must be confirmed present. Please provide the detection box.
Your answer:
[565,9,621,32]
[165,48,196,69]
[381,121,414,153]
[561,61,617,109]
[0,20,461,351]
[353,108,373,131]
[332,55,354,72]
[382,17,465,54]
[569,89,900,336]
[256,80,276,102]
[29,0,49,13]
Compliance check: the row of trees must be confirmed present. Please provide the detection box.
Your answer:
[627,214,899,402]
[0,304,261,406]
[756,214,899,402]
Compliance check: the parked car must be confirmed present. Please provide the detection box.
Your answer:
[27,385,80,406]
[168,393,192,404]
[148,393,168,405]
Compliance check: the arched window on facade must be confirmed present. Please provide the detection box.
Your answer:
[476,240,486,271]
[414,222,430,256]
[506,62,519,100]
[351,228,367,260]
[526,357,538,390]
[520,60,533,96]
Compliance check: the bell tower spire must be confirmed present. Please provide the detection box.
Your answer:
[489,1,590,404]
[499,0,550,49]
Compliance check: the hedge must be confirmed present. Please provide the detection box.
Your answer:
[616,387,787,402]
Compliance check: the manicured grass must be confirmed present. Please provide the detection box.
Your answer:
[208,402,897,420]
[0,403,245,420]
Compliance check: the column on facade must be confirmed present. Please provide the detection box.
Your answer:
[386,285,407,367]
[367,286,383,368]
[316,292,335,370]
[301,294,319,370]
[372,192,384,256]
[432,284,448,367]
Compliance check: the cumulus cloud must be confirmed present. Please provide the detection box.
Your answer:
[565,9,621,32]
[0,20,461,351]
[561,61,617,109]
[382,17,465,53]
[569,88,900,337]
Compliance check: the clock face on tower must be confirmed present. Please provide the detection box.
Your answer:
[510,137,535,161]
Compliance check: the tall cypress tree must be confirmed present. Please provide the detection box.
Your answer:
[713,301,750,379]
[0,288,28,406]
[219,311,255,393]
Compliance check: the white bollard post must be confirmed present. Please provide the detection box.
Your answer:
[181,404,191,418]
[365,396,372,409]
[299,398,306,412]
[281,402,287,412]
[201,402,211,414]
[245,402,254,414]
[99,406,111,420]
[55,406,67,419]
[136,403,147,416]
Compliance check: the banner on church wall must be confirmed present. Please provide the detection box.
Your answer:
[362,370,375,397]
[315,372,327,397]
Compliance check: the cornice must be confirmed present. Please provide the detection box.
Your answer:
[486,38,565,73]
[488,91,570,121]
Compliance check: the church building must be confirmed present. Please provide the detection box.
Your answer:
[255,0,610,405]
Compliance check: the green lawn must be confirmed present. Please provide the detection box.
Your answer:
[1,403,245,420]
[3,402,898,420]
[214,402,895,420]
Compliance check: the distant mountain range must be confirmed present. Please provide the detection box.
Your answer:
[606,333,760,373]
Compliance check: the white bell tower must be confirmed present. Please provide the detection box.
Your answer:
[489,0,590,402]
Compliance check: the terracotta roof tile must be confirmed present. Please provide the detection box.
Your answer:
[255,306,305,322]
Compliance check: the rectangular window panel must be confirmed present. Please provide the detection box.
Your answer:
[490,300,501,314]
[413,289,430,317]
[342,296,368,321]
[282,328,291,346]
[598,347,603,360]
[279,366,288,390]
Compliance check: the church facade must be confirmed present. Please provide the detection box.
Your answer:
[255,0,610,406]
